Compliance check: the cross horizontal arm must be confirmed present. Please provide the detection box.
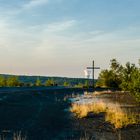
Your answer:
[94,67,100,69]
[87,67,100,69]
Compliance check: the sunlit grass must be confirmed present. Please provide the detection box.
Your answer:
[70,101,106,118]
[13,131,27,140]
[70,101,140,128]
[0,131,27,140]
[106,108,139,128]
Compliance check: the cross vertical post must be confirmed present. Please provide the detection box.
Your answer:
[87,60,100,90]
[93,60,94,89]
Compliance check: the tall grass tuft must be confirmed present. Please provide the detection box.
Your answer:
[70,101,140,128]
[13,131,27,140]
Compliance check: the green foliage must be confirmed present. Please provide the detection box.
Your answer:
[97,70,113,87]
[35,78,42,86]
[120,62,137,91]
[121,64,140,101]
[6,76,20,87]
[110,59,121,72]
[97,59,122,88]
[97,59,140,102]
[45,79,55,86]
[0,76,6,87]
[84,80,89,88]
[63,81,69,87]
[74,83,84,88]
[0,74,92,87]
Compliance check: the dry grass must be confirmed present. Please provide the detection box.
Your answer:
[13,132,27,140]
[106,108,139,128]
[0,131,26,140]
[70,101,140,128]
[70,101,106,118]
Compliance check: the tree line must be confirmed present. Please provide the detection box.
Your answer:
[0,76,58,87]
[97,59,140,101]
[0,75,91,87]
[0,76,91,88]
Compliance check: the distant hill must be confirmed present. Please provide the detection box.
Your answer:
[0,74,95,86]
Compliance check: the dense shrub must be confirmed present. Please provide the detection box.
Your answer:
[97,59,140,101]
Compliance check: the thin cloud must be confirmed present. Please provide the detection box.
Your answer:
[23,0,49,9]
[46,20,76,32]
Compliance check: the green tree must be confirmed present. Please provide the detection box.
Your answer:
[35,78,42,86]
[6,76,20,87]
[131,69,139,100]
[110,59,121,72]
[74,83,83,88]
[0,76,6,87]
[45,79,55,86]
[120,62,140,101]
[84,80,89,88]
[97,70,114,88]
[97,59,122,88]
[97,59,140,101]
[120,62,137,91]
[63,81,69,87]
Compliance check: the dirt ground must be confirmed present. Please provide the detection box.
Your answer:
[0,89,139,140]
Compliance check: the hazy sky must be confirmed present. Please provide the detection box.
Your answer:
[0,0,140,78]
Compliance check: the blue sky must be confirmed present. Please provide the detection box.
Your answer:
[0,0,140,78]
